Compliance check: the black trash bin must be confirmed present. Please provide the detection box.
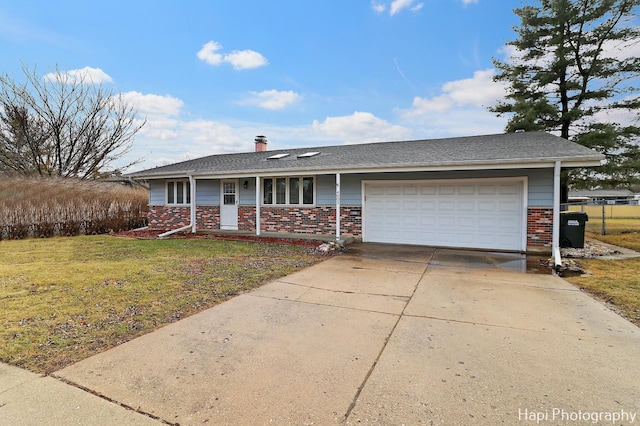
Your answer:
[560,211,588,248]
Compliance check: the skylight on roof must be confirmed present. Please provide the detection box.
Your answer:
[297,151,320,158]
[267,153,290,160]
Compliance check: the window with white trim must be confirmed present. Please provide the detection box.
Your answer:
[262,176,314,205]
[166,180,191,205]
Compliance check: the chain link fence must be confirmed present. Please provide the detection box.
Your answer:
[564,199,640,235]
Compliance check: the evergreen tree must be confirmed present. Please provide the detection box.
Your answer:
[491,0,640,189]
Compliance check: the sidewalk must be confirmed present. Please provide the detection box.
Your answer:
[0,362,158,425]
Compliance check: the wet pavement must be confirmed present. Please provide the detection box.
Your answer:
[346,242,551,274]
[3,243,638,425]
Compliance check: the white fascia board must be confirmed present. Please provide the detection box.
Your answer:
[191,161,562,179]
[558,160,604,167]
[127,170,196,180]
[182,158,602,179]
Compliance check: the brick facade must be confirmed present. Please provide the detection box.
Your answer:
[238,206,361,236]
[148,206,191,230]
[148,205,362,237]
[149,204,551,250]
[527,207,553,248]
[196,206,220,230]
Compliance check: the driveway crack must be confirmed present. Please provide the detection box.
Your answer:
[51,375,177,425]
[342,249,434,421]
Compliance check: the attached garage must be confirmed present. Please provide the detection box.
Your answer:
[362,178,527,251]
[133,131,605,257]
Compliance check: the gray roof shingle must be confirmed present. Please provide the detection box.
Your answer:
[128,132,604,178]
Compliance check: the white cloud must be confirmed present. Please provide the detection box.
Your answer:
[119,67,511,172]
[196,41,224,66]
[399,69,508,137]
[244,90,301,110]
[312,111,412,143]
[585,95,640,128]
[406,69,507,117]
[462,0,479,5]
[122,91,184,117]
[224,49,269,70]
[371,1,386,13]
[602,37,640,61]
[43,66,113,84]
[197,41,268,70]
[389,0,423,16]
[408,108,507,138]
[126,116,255,168]
[137,118,180,141]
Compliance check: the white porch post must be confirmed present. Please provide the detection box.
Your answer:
[336,173,341,241]
[190,175,196,233]
[255,176,261,236]
[553,161,561,266]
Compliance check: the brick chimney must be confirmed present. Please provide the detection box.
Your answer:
[255,135,268,152]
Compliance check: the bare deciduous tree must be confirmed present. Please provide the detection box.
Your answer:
[0,65,145,179]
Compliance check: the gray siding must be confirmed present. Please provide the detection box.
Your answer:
[196,179,219,205]
[316,169,554,207]
[238,178,256,204]
[148,168,554,207]
[526,169,554,206]
[149,180,165,205]
[316,175,336,205]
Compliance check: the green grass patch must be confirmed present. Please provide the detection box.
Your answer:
[565,232,640,327]
[0,235,322,374]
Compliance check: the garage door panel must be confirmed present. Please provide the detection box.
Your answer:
[403,185,418,195]
[364,180,524,251]
[499,184,519,195]
[458,185,475,195]
[420,200,437,211]
[458,200,476,211]
[477,200,496,211]
[420,186,437,195]
[438,216,456,227]
[439,201,456,212]
[386,185,402,195]
[438,185,456,195]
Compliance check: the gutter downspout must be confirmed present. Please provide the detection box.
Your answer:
[336,173,341,242]
[552,161,562,267]
[158,175,197,239]
[256,175,261,236]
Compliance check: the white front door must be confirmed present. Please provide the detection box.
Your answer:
[220,179,239,230]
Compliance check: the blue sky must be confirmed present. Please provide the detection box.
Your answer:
[1,1,524,171]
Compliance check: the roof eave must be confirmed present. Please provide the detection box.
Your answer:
[128,156,604,180]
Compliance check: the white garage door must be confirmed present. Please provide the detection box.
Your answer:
[363,179,525,251]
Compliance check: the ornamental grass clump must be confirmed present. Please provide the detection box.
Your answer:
[0,177,147,239]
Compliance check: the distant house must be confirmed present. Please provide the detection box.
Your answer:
[128,132,603,256]
[569,189,636,205]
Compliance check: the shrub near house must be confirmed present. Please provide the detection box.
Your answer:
[0,177,148,240]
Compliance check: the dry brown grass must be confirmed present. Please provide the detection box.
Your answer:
[0,177,147,239]
[565,232,640,327]
[0,235,322,374]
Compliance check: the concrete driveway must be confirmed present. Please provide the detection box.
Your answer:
[12,244,640,424]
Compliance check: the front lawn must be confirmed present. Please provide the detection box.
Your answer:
[0,235,322,374]
[564,231,640,327]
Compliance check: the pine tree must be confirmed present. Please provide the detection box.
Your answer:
[491,0,640,189]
